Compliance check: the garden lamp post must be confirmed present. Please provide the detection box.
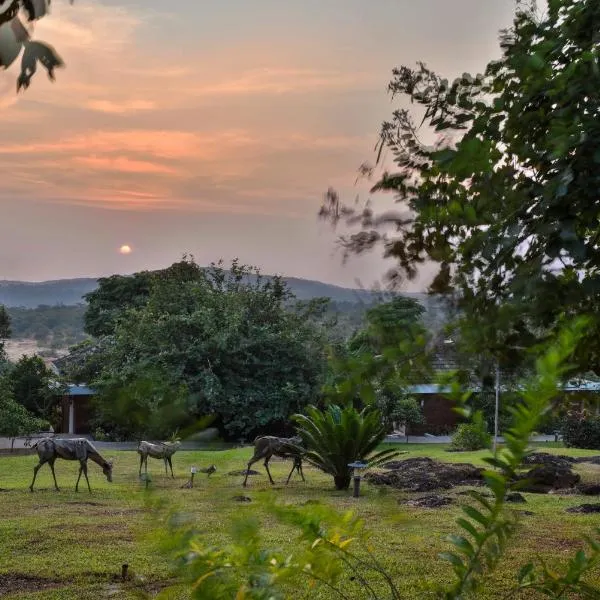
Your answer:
[189,466,197,488]
[348,461,368,498]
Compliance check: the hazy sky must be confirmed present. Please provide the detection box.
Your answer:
[0,0,516,289]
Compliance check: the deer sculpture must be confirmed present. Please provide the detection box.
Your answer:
[137,440,181,479]
[29,437,113,493]
[243,435,305,487]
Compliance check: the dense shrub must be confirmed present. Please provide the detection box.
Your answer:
[451,413,491,451]
[293,404,398,490]
[562,416,600,450]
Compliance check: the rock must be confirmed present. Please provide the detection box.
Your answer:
[566,503,600,514]
[366,457,484,492]
[522,452,577,469]
[515,510,535,516]
[232,495,252,503]
[505,492,526,503]
[576,484,600,495]
[401,494,453,508]
[517,465,580,493]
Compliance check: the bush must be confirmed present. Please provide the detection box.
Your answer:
[451,413,491,451]
[293,404,399,490]
[562,416,600,450]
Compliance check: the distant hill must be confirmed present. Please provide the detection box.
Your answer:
[0,275,381,308]
[0,276,450,348]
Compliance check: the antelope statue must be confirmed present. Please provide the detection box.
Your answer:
[137,440,181,479]
[243,435,305,487]
[29,437,113,493]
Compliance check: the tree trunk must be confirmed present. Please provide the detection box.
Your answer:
[334,473,351,490]
[10,438,15,452]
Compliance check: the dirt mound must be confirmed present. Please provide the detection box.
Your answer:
[401,494,453,508]
[506,492,526,503]
[576,484,600,495]
[517,465,580,493]
[0,574,62,595]
[575,455,600,465]
[522,453,577,468]
[366,457,484,492]
[566,503,600,514]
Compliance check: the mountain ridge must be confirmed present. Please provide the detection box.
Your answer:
[0,275,421,308]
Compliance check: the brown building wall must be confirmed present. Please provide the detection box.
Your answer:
[409,394,460,436]
[59,395,94,435]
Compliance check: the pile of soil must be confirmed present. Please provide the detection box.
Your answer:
[401,494,453,508]
[522,452,577,468]
[566,503,600,514]
[366,457,484,492]
[575,455,600,465]
[517,464,581,493]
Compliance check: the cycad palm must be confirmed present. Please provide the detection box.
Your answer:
[293,404,398,490]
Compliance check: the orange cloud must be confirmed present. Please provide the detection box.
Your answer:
[86,99,156,114]
[72,155,180,175]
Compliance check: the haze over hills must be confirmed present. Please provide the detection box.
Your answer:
[0,276,450,353]
[0,275,389,308]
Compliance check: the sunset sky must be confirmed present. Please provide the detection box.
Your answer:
[0,0,516,289]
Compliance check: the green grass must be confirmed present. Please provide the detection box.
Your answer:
[1,443,599,599]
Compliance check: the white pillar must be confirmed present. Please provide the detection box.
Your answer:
[68,400,75,434]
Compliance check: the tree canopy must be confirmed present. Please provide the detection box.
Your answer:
[83,259,329,440]
[320,0,600,374]
[8,355,61,423]
[0,375,47,447]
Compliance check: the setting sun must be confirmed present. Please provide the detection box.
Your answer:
[119,244,132,255]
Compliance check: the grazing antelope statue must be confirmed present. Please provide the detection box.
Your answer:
[29,437,113,493]
[137,440,181,478]
[243,435,305,487]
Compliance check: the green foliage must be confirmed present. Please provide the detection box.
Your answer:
[327,297,430,412]
[7,355,62,423]
[156,499,402,600]
[348,296,425,354]
[0,304,11,362]
[440,318,589,598]
[88,258,328,439]
[561,415,600,450]
[450,413,490,451]
[292,404,398,490]
[0,376,47,445]
[387,396,424,434]
[91,366,190,440]
[152,319,600,600]
[0,305,11,341]
[7,305,87,348]
[319,0,600,375]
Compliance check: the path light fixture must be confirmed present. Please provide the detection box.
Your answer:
[348,461,368,498]
[190,466,197,488]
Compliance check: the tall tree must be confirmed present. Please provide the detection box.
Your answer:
[320,0,600,374]
[0,375,47,451]
[9,355,59,422]
[89,259,329,440]
[0,305,11,365]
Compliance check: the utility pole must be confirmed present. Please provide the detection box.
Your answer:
[493,360,500,454]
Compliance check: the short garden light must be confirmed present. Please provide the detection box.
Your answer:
[348,461,368,498]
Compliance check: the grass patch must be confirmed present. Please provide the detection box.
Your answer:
[0,443,599,598]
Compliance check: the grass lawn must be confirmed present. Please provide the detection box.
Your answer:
[1,442,600,599]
